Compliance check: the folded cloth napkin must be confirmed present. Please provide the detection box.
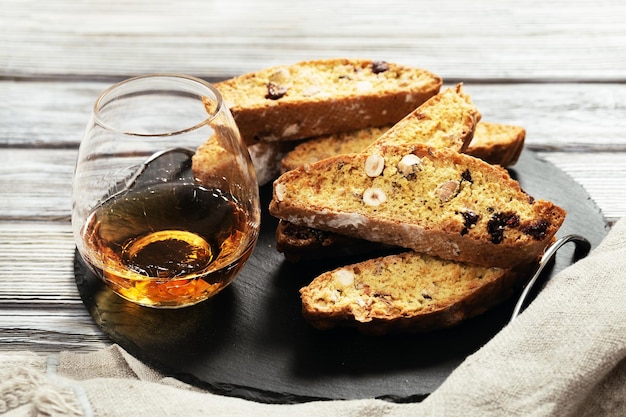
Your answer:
[2,218,626,417]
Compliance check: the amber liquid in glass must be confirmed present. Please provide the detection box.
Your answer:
[80,182,255,307]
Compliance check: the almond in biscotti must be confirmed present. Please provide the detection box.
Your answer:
[364,154,385,177]
[437,180,460,203]
[397,154,422,177]
[269,143,566,268]
[362,187,387,206]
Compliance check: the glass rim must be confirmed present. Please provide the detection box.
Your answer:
[92,73,225,137]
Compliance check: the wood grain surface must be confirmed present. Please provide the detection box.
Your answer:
[1,0,625,357]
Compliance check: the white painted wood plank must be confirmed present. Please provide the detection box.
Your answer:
[540,152,626,225]
[1,0,625,355]
[2,81,626,150]
[2,0,625,80]
[0,150,625,225]
[0,81,97,147]
[0,223,78,303]
[0,149,75,221]
[468,84,626,153]
[0,310,110,353]
[0,222,110,352]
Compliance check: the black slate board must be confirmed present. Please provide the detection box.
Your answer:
[75,150,609,404]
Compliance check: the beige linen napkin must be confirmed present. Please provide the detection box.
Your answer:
[2,218,626,417]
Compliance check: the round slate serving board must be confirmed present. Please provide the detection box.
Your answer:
[75,150,609,404]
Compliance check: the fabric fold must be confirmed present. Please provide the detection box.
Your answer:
[1,218,625,416]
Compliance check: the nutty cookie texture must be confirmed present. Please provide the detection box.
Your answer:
[270,143,566,268]
[215,58,443,144]
[281,121,525,174]
[300,251,535,334]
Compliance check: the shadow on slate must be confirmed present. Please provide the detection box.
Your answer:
[75,150,609,404]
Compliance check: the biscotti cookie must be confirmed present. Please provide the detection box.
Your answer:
[280,120,525,173]
[281,126,388,173]
[269,143,566,268]
[276,121,525,261]
[300,251,532,334]
[363,83,480,154]
[278,83,480,172]
[275,84,480,262]
[275,219,387,262]
[275,219,395,263]
[468,122,525,167]
[215,59,442,145]
[192,136,293,186]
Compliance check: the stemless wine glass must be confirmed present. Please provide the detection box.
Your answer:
[72,74,260,308]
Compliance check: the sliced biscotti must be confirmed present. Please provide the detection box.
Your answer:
[275,219,394,263]
[275,219,389,262]
[269,143,566,268]
[300,251,532,334]
[364,83,480,154]
[280,120,525,173]
[280,126,390,173]
[468,122,525,167]
[275,81,481,262]
[279,83,480,173]
[192,135,293,186]
[276,122,525,261]
[215,58,442,145]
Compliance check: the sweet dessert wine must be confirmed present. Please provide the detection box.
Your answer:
[80,181,255,307]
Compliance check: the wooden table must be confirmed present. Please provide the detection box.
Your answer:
[1,0,625,355]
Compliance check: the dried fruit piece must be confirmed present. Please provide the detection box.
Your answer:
[266,82,288,100]
[363,187,387,207]
[459,209,480,235]
[365,154,385,177]
[371,61,390,74]
[487,211,521,244]
[461,169,473,183]
[521,219,550,240]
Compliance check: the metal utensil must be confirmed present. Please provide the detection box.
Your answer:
[510,234,591,322]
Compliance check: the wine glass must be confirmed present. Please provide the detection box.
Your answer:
[72,74,260,308]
